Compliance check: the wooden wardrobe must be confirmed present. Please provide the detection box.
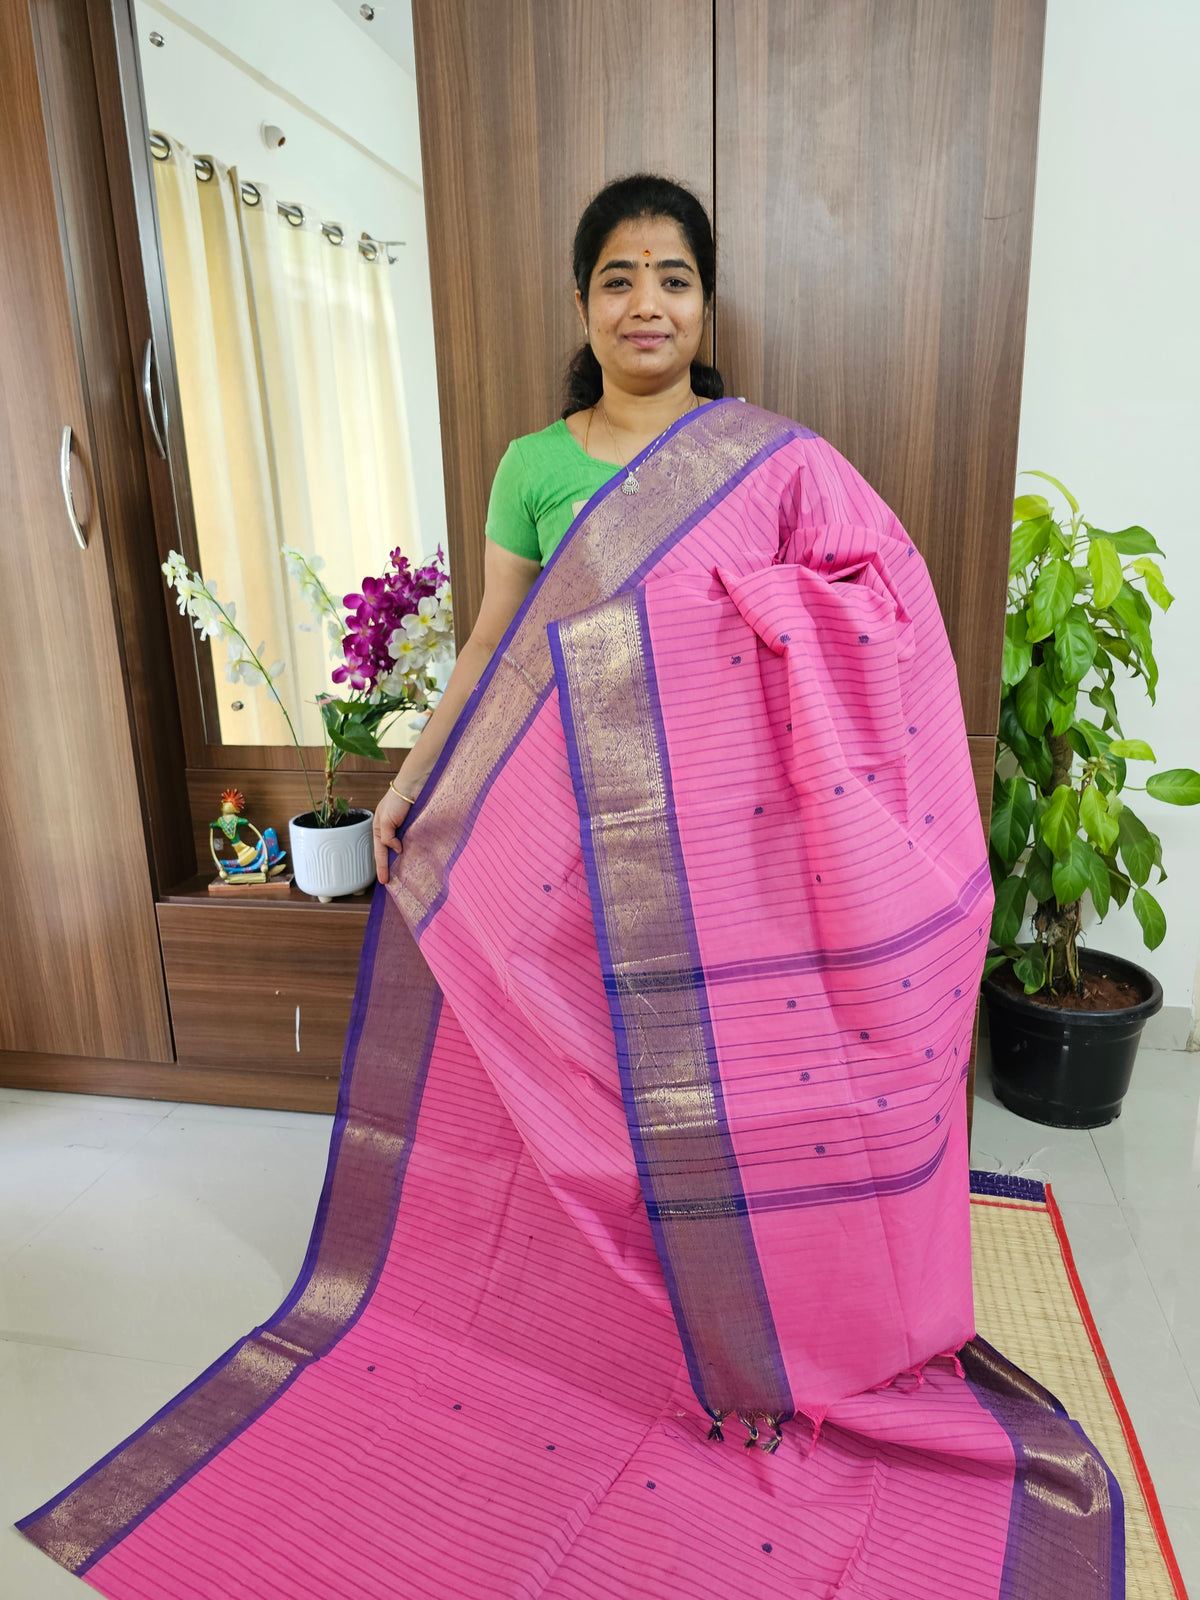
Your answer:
[0,0,1045,1113]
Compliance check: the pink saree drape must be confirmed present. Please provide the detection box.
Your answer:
[19,399,1122,1598]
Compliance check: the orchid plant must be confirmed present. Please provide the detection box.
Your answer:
[162,543,453,826]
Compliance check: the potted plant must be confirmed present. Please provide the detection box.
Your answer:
[162,543,452,900]
[982,472,1199,1127]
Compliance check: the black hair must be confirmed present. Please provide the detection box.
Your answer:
[560,173,724,417]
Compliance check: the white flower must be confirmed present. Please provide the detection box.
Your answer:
[281,543,343,638]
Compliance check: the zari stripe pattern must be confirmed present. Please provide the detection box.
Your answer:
[549,586,793,1432]
[17,887,442,1574]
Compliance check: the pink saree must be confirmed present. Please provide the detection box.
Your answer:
[20,398,1121,1597]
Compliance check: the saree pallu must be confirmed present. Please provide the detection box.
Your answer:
[20,398,1122,1598]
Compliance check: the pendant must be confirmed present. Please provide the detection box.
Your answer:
[621,473,640,495]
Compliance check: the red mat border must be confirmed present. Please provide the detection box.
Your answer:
[972,1182,1189,1597]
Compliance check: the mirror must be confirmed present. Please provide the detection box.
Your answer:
[124,0,450,748]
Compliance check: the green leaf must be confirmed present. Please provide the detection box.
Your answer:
[1051,837,1093,904]
[1096,754,1127,797]
[991,875,1029,947]
[1085,523,1163,556]
[1040,785,1080,859]
[1107,739,1155,761]
[327,722,386,761]
[1084,843,1111,919]
[1008,516,1052,577]
[1013,494,1052,522]
[1080,783,1119,854]
[1002,614,1033,687]
[1024,841,1055,903]
[1146,768,1200,806]
[1026,559,1075,640]
[982,952,1010,980]
[1023,470,1079,514]
[1071,719,1110,758]
[990,775,1036,866]
[1015,663,1054,738]
[1087,537,1124,608]
[1117,807,1156,886]
[1130,556,1173,611]
[1132,887,1167,951]
[1104,858,1131,909]
[1088,681,1123,734]
[1095,631,1134,668]
[1048,690,1077,737]
[335,795,349,814]
[1053,609,1097,683]
[999,697,1053,787]
[1012,943,1047,994]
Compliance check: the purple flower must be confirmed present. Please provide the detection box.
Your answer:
[334,545,451,693]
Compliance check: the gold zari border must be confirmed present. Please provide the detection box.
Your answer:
[552,587,792,1425]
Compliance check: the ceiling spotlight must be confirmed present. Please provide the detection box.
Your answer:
[360,4,375,18]
[148,29,164,46]
[261,123,286,150]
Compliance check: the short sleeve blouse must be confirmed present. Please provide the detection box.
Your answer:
[484,420,621,566]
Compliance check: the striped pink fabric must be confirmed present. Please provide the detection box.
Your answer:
[20,401,1121,1598]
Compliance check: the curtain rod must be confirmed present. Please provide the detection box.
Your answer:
[147,132,405,263]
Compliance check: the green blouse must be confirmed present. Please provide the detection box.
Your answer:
[484,418,622,566]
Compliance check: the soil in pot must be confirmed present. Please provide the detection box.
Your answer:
[291,808,373,829]
[987,960,1145,1013]
[982,947,1162,1130]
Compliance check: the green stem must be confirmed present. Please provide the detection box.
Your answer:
[193,582,320,820]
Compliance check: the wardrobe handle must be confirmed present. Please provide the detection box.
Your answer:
[60,425,87,551]
[141,336,168,459]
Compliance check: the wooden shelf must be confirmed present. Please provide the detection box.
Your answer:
[160,873,374,914]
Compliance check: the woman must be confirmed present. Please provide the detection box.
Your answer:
[371,176,724,879]
[21,178,1121,1599]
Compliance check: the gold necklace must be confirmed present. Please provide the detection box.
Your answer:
[588,391,700,496]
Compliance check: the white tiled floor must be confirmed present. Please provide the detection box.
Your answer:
[2,1052,1198,1596]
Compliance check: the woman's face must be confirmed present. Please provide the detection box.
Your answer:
[576,215,708,395]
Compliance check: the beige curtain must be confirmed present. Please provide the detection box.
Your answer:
[152,136,421,746]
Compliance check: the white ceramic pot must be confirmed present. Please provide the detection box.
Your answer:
[288,808,374,902]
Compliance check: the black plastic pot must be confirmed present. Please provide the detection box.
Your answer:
[982,947,1163,1129]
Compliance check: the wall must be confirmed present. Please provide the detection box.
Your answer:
[133,0,447,565]
[1015,0,1200,1041]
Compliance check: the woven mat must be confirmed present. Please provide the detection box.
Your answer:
[969,1173,1187,1598]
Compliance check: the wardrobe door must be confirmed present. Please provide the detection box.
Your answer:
[715,0,1045,744]
[0,0,171,1060]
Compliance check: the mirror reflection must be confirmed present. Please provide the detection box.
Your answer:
[132,0,450,746]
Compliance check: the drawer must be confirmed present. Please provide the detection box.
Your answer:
[157,903,369,1075]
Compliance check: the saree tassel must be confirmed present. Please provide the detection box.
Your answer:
[760,1417,784,1454]
[706,1409,729,1443]
[951,1352,966,1380]
[739,1413,760,1449]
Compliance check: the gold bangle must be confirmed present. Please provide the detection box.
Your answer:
[388,777,417,804]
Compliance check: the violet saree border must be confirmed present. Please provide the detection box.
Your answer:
[547,583,794,1440]
[960,1336,1125,1599]
[968,1171,1048,1203]
[390,398,809,936]
[17,885,442,1576]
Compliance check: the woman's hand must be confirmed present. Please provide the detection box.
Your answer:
[373,780,421,884]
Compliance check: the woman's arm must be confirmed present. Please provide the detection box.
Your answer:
[372,539,543,881]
